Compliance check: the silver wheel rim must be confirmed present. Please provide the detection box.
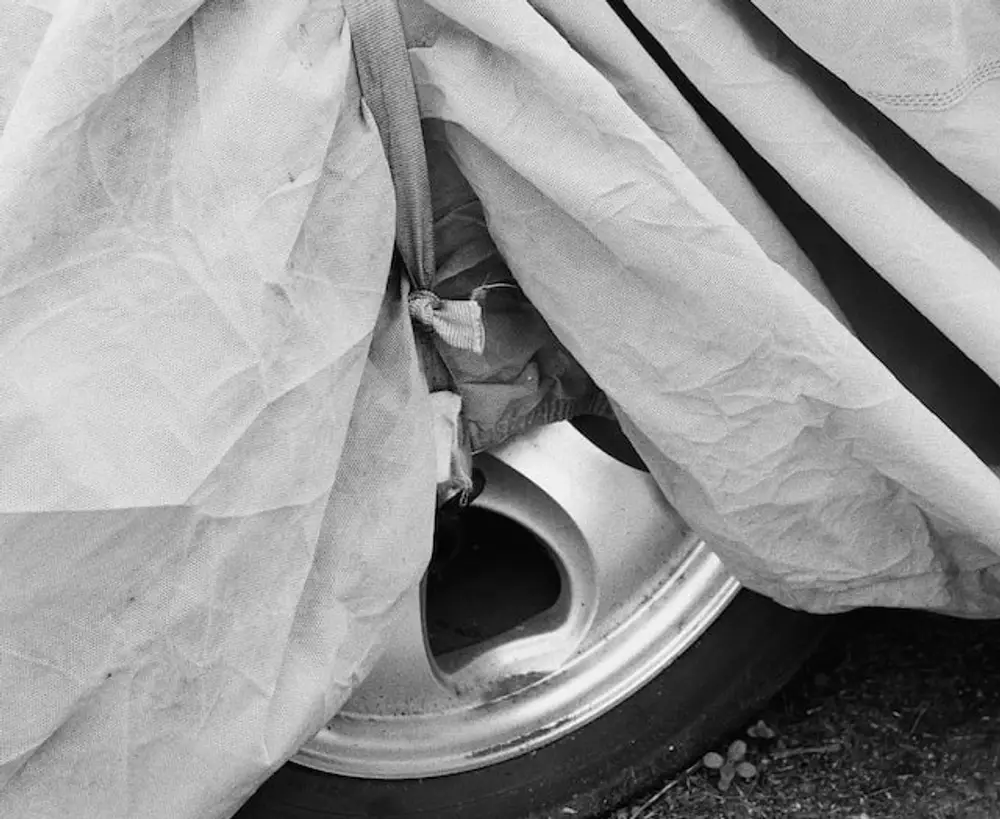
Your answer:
[295,421,740,779]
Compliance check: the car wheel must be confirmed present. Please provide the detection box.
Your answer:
[235,417,823,819]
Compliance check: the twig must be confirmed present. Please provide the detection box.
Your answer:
[908,702,930,736]
[769,741,843,760]
[630,761,700,819]
[628,779,680,819]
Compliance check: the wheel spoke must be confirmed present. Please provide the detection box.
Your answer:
[338,583,454,717]
[485,421,695,633]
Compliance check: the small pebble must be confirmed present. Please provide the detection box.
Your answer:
[702,751,724,769]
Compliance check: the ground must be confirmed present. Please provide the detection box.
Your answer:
[613,608,1000,819]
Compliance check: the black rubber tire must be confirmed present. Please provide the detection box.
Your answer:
[235,589,824,819]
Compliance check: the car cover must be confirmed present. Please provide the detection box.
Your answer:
[2,0,1000,817]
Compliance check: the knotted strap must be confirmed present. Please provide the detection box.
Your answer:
[409,289,486,354]
[342,0,486,353]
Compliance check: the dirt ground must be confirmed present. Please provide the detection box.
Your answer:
[612,608,1000,819]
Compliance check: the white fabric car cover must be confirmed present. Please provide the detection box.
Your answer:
[1,0,1000,817]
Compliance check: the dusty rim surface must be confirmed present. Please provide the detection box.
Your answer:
[608,608,1000,819]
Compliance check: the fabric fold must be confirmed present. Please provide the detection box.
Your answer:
[410,0,1000,614]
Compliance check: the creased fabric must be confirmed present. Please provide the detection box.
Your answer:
[0,1,434,817]
[3,1,1000,817]
[407,0,1000,614]
[624,0,1000,388]
[748,0,1000,211]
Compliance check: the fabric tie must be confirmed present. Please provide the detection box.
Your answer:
[408,289,486,354]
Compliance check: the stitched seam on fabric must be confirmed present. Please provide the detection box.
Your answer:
[863,58,1000,110]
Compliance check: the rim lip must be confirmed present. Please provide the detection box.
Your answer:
[294,425,740,780]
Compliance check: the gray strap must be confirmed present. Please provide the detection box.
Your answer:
[342,0,485,353]
[341,0,435,289]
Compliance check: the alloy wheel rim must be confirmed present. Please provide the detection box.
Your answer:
[294,421,739,779]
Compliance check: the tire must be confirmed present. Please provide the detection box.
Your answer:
[236,589,820,819]
[233,418,824,819]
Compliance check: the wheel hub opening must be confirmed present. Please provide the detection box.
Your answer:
[427,508,562,658]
